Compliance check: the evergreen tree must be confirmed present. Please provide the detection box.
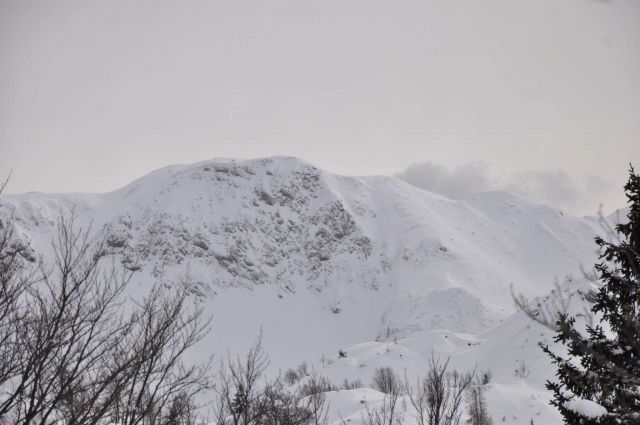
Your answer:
[542,166,640,424]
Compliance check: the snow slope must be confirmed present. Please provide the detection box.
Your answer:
[0,157,608,424]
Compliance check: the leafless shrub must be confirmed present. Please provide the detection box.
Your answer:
[341,378,363,390]
[478,370,492,386]
[0,210,211,425]
[372,367,400,395]
[297,362,309,378]
[466,378,492,425]
[0,189,39,420]
[513,360,530,379]
[362,389,401,425]
[404,353,474,425]
[299,372,334,397]
[284,369,301,386]
[213,334,269,425]
[305,381,332,425]
[283,362,312,386]
[212,335,329,425]
[319,355,333,368]
[511,280,574,331]
[110,278,212,425]
[163,391,199,425]
[259,380,316,425]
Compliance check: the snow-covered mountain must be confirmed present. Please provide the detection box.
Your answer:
[0,157,609,424]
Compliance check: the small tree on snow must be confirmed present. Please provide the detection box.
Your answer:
[372,367,400,395]
[542,166,640,424]
[466,379,492,425]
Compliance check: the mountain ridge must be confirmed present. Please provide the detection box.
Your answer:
[0,156,608,424]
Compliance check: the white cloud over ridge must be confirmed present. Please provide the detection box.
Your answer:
[395,162,620,216]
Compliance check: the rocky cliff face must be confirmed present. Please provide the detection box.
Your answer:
[97,159,375,295]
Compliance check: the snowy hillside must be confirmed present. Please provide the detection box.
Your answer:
[0,157,607,424]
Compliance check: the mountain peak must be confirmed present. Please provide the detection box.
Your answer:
[1,156,600,338]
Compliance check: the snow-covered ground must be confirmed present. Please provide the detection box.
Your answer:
[0,157,610,424]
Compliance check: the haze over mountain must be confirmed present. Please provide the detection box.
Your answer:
[0,157,610,424]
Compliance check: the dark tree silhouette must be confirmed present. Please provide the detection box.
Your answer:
[0,186,211,425]
[542,166,640,424]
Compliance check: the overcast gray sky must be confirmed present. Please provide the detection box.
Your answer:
[1,0,638,215]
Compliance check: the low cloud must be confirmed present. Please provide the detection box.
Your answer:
[396,162,492,200]
[395,161,618,216]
